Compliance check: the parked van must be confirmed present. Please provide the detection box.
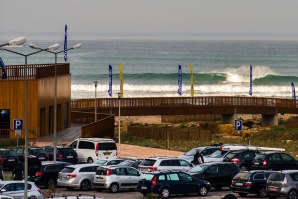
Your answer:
[69,138,117,163]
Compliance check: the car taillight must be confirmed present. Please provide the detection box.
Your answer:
[35,172,43,177]
[95,143,99,156]
[149,167,157,171]
[244,182,253,186]
[220,146,223,151]
[67,173,77,178]
[0,158,4,164]
[263,159,267,166]
[152,176,157,186]
[231,158,240,163]
[106,169,111,176]
[57,154,63,159]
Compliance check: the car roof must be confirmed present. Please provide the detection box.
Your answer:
[66,164,96,168]
[41,161,71,166]
[76,138,115,142]
[146,157,183,160]
[99,165,136,169]
[0,180,36,185]
[242,170,274,174]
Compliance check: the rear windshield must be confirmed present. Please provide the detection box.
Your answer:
[139,159,156,166]
[94,160,108,165]
[30,148,46,155]
[141,173,154,181]
[59,148,75,155]
[255,154,266,161]
[233,172,251,180]
[210,150,226,158]
[1,150,17,157]
[268,173,285,181]
[118,161,133,166]
[61,167,75,173]
[96,168,115,175]
[97,143,117,150]
[225,153,237,159]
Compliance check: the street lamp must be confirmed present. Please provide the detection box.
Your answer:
[93,81,98,122]
[0,36,26,47]
[0,41,57,199]
[29,43,81,163]
[117,92,121,151]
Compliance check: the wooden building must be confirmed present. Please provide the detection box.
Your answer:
[0,63,71,138]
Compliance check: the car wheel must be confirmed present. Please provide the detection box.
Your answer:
[87,157,93,163]
[287,189,298,199]
[198,185,208,196]
[160,187,171,198]
[240,164,248,171]
[47,178,56,188]
[238,193,247,197]
[257,187,267,198]
[80,180,91,191]
[109,183,119,193]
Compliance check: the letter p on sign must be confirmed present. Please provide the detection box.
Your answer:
[13,119,23,130]
[235,119,243,131]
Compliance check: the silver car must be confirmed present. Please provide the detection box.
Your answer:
[93,166,141,193]
[266,170,298,199]
[138,157,192,172]
[57,164,99,191]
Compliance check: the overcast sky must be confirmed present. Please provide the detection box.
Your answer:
[1,0,298,40]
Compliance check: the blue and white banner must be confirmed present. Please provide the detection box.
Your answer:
[108,65,112,97]
[177,65,182,96]
[291,82,296,100]
[0,57,7,79]
[249,65,253,96]
[64,24,68,62]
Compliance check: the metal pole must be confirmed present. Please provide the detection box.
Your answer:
[53,53,57,163]
[24,56,28,199]
[95,84,97,122]
[118,95,121,151]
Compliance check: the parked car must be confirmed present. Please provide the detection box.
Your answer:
[69,138,117,163]
[0,181,42,198]
[137,171,211,198]
[42,146,78,164]
[251,152,298,170]
[179,146,219,163]
[138,157,192,172]
[231,170,274,198]
[118,160,143,169]
[49,196,103,199]
[15,146,49,161]
[0,195,13,199]
[223,150,258,171]
[94,158,125,166]
[0,149,19,170]
[57,164,99,191]
[93,165,141,193]
[30,161,71,188]
[188,162,240,190]
[266,170,298,199]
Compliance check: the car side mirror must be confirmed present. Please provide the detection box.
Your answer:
[1,189,6,192]
[137,172,141,176]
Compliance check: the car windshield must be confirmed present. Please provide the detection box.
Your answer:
[210,150,226,158]
[233,172,251,180]
[139,159,156,166]
[94,160,108,165]
[118,161,133,166]
[141,173,154,181]
[184,149,200,156]
[2,150,17,157]
[188,164,209,173]
[30,148,46,156]
[44,147,54,153]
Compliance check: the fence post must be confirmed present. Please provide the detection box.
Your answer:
[166,128,170,150]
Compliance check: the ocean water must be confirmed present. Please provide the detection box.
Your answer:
[1,39,298,99]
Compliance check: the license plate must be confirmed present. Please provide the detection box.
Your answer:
[254,162,260,165]
[235,183,243,186]
[8,159,15,162]
[67,156,73,158]
[269,187,278,191]
[39,157,45,160]
[141,186,147,190]
[103,152,111,156]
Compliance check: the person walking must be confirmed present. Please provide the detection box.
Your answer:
[0,165,4,181]
[12,163,23,180]
[191,151,204,166]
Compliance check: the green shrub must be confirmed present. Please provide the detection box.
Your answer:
[0,138,24,148]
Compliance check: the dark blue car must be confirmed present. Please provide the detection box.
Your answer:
[137,171,211,198]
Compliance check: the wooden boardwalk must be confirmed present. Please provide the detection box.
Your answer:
[71,96,298,116]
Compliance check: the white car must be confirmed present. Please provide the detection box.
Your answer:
[0,181,42,198]
[0,195,13,199]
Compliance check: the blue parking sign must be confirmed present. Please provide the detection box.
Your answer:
[234,120,243,131]
[13,119,23,130]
